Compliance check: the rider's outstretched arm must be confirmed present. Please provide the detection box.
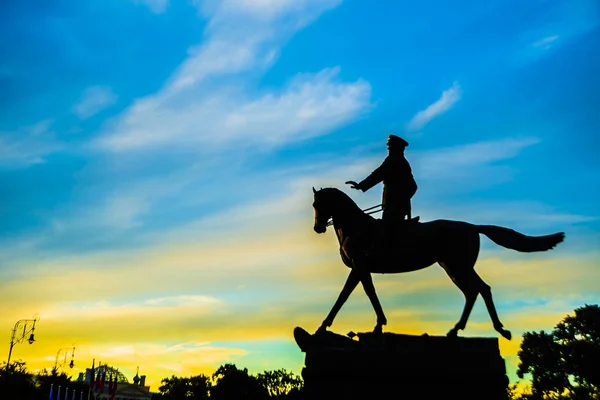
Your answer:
[347,158,387,192]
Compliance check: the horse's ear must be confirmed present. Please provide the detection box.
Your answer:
[312,187,316,194]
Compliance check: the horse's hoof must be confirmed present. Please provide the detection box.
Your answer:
[498,329,512,340]
[493,323,512,340]
[315,326,328,336]
[446,329,458,338]
[373,325,383,334]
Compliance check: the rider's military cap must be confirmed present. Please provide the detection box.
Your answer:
[387,134,409,147]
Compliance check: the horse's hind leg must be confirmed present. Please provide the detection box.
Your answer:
[445,267,479,337]
[477,275,512,340]
[445,266,512,340]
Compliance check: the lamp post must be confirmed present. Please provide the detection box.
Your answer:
[55,346,76,370]
[5,315,39,370]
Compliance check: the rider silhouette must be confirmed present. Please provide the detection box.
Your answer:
[346,134,418,228]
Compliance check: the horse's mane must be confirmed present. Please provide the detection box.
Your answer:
[318,187,374,221]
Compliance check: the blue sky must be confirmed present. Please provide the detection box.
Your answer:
[1,0,599,391]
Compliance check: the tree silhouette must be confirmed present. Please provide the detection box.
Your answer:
[155,374,211,399]
[210,363,268,400]
[256,369,303,399]
[517,304,600,399]
[0,360,305,400]
[154,364,303,400]
[0,361,90,400]
[0,360,37,399]
[36,367,86,400]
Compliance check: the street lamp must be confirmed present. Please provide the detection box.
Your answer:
[55,346,76,370]
[6,315,40,369]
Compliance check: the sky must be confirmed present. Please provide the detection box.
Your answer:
[1,0,599,392]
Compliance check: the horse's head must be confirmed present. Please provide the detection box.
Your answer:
[312,187,332,234]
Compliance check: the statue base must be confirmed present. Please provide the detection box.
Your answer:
[294,327,509,400]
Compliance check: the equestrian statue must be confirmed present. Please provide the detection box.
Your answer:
[312,135,564,340]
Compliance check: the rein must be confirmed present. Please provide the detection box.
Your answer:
[326,203,382,226]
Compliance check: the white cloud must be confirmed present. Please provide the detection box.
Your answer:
[414,137,541,178]
[0,138,46,167]
[97,0,366,152]
[514,1,600,65]
[532,35,559,49]
[406,81,461,131]
[1,136,557,263]
[45,189,155,239]
[72,86,117,119]
[418,199,597,234]
[41,295,223,320]
[132,0,168,14]
[197,0,341,25]
[100,68,370,151]
[98,195,150,229]
[145,295,221,307]
[0,120,60,168]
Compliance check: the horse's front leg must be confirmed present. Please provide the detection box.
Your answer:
[340,236,387,334]
[354,261,387,334]
[317,269,360,334]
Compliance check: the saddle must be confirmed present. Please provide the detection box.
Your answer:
[368,216,421,253]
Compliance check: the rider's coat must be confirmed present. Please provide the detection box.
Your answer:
[356,150,417,221]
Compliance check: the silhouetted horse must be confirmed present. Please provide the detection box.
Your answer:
[312,187,564,339]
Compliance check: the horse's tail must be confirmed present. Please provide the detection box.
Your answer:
[477,225,565,253]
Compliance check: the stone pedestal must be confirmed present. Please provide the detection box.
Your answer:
[295,327,508,400]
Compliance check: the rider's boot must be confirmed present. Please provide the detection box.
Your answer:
[382,218,398,249]
[407,206,420,223]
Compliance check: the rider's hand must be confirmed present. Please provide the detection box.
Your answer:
[345,180,360,190]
